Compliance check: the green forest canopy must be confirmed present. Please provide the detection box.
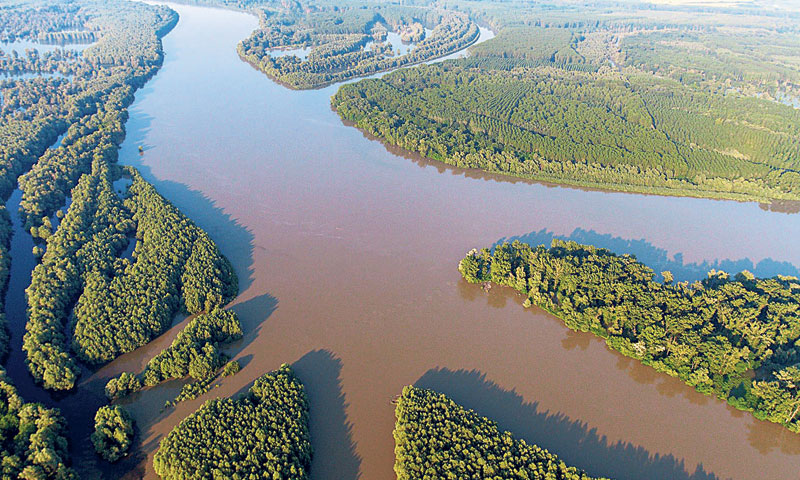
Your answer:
[103,308,243,406]
[236,1,479,88]
[91,405,135,463]
[153,364,312,480]
[0,0,238,392]
[23,162,238,391]
[330,0,800,202]
[1,0,178,386]
[0,369,76,479]
[395,385,605,480]
[333,61,800,202]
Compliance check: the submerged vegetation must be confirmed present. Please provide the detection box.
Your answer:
[153,364,312,480]
[0,0,230,394]
[395,385,604,480]
[460,239,800,432]
[143,308,243,387]
[1,0,800,476]
[104,308,243,407]
[105,372,143,401]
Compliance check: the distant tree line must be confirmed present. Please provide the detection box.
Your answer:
[237,3,479,89]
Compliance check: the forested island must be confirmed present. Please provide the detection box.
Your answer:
[235,1,479,89]
[153,365,312,479]
[394,386,604,480]
[460,240,800,432]
[332,1,800,203]
[91,405,135,462]
[24,164,238,391]
[104,307,244,407]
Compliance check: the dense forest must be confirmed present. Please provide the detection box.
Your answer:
[0,3,251,474]
[333,61,800,202]
[24,162,238,390]
[142,308,242,386]
[0,0,177,210]
[236,1,479,88]
[0,0,238,399]
[460,239,800,432]
[0,369,76,479]
[331,0,800,202]
[153,364,312,479]
[0,0,192,393]
[2,0,800,476]
[394,385,604,480]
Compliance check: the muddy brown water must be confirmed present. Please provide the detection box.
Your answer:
[4,3,800,479]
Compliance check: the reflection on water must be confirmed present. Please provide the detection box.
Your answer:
[4,2,800,480]
[111,3,800,479]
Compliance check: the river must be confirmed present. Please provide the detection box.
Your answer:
[5,2,800,479]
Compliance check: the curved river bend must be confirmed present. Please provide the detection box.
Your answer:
[6,3,800,479]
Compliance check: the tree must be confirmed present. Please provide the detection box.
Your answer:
[91,405,135,462]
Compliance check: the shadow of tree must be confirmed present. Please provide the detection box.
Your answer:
[292,349,362,480]
[224,293,278,358]
[494,228,800,283]
[415,367,722,480]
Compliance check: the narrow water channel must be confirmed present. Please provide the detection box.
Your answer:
[5,3,800,480]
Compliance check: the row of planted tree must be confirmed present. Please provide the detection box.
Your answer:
[332,62,800,203]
